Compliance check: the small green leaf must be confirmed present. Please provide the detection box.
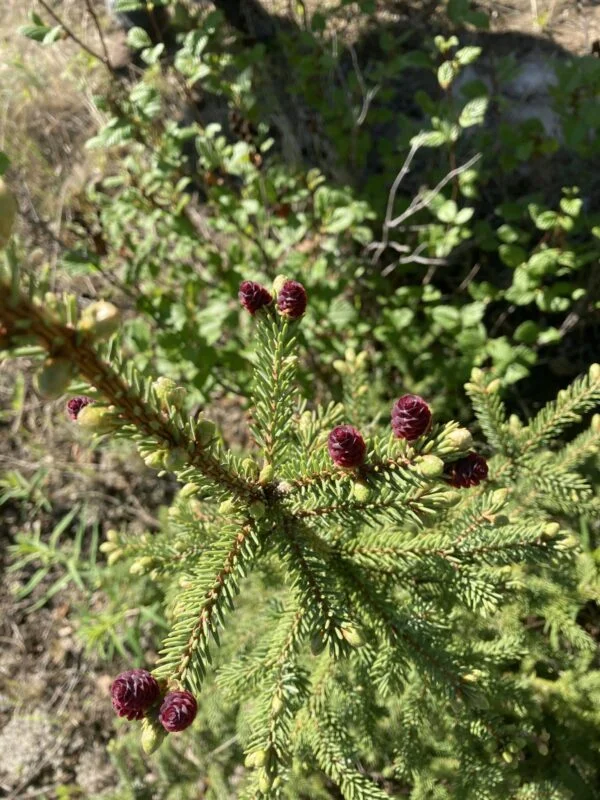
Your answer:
[127,26,152,50]
[459,97,488,128]
[438,60,457,90]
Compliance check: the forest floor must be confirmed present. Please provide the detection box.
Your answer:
[1,0,600,797]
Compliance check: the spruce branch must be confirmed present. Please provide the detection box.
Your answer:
[153,520,262,693]
[250,312,299,470]
[0,281,258,500]
[521,363,600,455]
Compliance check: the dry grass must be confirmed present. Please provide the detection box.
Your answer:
[0,0,114,253]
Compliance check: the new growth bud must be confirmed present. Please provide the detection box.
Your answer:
[416,455,445,478]
[37,357,75,398]
[153,377,187,410]
[77,404,117,434]
[141,717,167,754]
[78,301,121,340]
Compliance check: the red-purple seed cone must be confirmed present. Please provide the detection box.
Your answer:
[328,425,367,468]
[66,396,93,421]
[111,669,160,720]
[391,395,432,441]
[276,280,307,319]
[239,281,273,315]
[445,452,489,488]
[158,691,198,732]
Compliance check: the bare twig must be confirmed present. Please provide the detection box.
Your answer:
[84,0,114,73]
[387,152,482,229]
[368,140,422,264]
[37,0,113,73]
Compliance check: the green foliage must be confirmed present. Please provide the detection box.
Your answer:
[2,250,600,797]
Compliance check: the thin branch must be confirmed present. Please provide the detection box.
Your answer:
[84,0,115,73]
[387,152,482,229]
[37,0,112,73]
[368,140,421,264]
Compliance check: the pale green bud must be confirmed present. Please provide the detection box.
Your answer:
[416,455,445,478]
[439,427,473,454]
[78,301,121,340]
[470,367,485,383]
[153,376,186,410]
[143,450,167,469]
[130,556,157,575]
[107,549,124,566]
[432,489,461,507]
[259,464,274,485]
[352,481,371,503]
[106,529,119,542]
[508,414,522,430]
[542,522,560,538]
[272,274,290,295]
[333,359,348,374]
[249,500,266,520]
[197,418,216,446]
[99,541,118,554]
[180,482,199,498]
[245,748,268,768]
[77,404,117,435]
[0,178,18,249]
[589,363,600,382]
[591,414,600,433]
[341,625,366,648]
[219,498,237,515]
[271,694,284,717]
[36,357,74,398]
[344,348,356,363]
[486,378,501,394]
[489,487,509,509]
[298,411,313,432]
[257,770,272,793]
[141,718,167,755]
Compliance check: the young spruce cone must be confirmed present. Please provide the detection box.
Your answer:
[66,396,94,421]
[328,425,367,468]
[445,452,489,488]
[276,280,307,319]
[111,669,160,720]
[239,281,273,315]
[391,394,432,441]
[158,690,198,732]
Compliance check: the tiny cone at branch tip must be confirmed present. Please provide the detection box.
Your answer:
[111,669,160,720]
[444,452,489,488]
[276,279,307,319]
[391,394,432,441]
[158,690,198,732]
[0,178,18,249]
[238,280,273,315]
[328,425,367,468]
[66,396,94,421]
